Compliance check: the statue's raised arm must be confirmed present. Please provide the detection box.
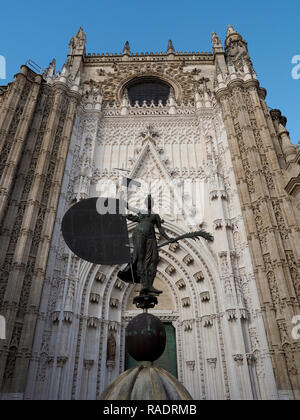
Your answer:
[154,214,172,242]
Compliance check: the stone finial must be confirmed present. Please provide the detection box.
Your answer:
[211,32,223,53]
[123,41,130,55]
[212,32,221,46]
[58,61,70,83]
[43,58,56,79]
[225,24,245,46]
[227,24,237,37]
[278,123,298,163]
[69,27,86,55]
[224,24,251,74]
[167,39,175,54]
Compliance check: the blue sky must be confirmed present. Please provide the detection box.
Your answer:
[1,0,299,143]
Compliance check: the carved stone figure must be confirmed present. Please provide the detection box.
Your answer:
[106,333,116,362]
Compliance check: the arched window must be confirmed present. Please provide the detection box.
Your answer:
[125,77,171,106]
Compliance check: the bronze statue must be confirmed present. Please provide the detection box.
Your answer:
[118,195,213,297]
[62,189,213,309]
[118,195,175,294]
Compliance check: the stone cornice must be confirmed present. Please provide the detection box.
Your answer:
[215,77,260,101]
[84,52,214,64]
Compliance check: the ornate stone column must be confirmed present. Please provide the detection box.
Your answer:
[0,76,81,396]
[215,26,300,399]
[83,359,94,400]
[0,71,42,223]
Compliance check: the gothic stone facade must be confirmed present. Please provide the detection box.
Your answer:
[0,26,299,400]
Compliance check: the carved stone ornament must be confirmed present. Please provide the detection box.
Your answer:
[182,297,191,307]
[186,360,195,371]
[207,358,217,368]
[194,271,204,282]
[106,333,116,362]
[233,354,244,366]
[200,291,210,302]
[183,320,193,331]
[176,279,186,290]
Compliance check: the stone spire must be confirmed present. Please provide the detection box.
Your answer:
[212,31,228,84]
[63,27,86,82]
[225,24,245,47]
[211,32,223,53]
[227,24,237,37]
[43,58,56,80]
[69,27,86,56]
[224,24,253,74]
[123,41,130,55]
[167,40,175,54]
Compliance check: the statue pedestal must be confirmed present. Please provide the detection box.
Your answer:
[133,294,158,309]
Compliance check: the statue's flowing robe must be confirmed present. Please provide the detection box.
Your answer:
[118,216,159,285]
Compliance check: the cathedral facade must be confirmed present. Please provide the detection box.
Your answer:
[0,26,299,400]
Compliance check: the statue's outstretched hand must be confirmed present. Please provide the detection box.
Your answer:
[126,214,140,223]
